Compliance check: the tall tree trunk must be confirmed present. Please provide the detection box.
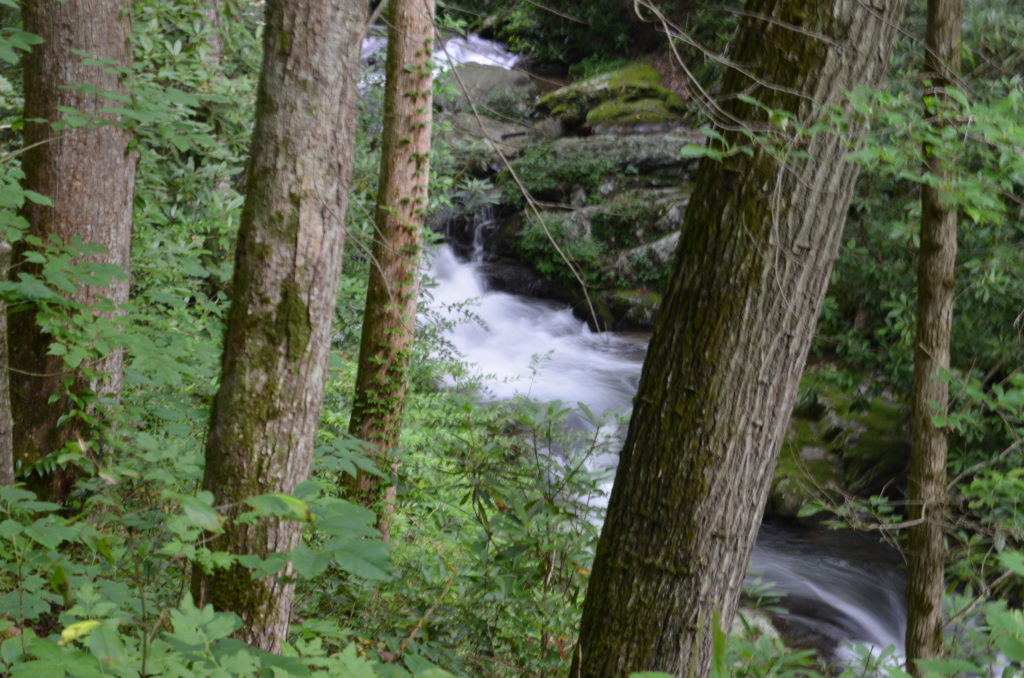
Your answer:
[0,239,11,486]
[572,2,907,676]
[348,0,434,538]
[905,0,961,673]
[191,0,367,653]
[9,0,136,500]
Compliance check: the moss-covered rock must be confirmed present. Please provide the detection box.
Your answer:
[501,130,701,205]
[535,62,686,130]
[586,96,685,127]
[586,288,661,331]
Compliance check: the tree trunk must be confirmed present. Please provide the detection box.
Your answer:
[348,0,434,538]
[191,0,367,653]
[9,0,136,500]
[905,1,961,673]
[572,2,907,676]
[0,239,11,486]
[203,0,225,72]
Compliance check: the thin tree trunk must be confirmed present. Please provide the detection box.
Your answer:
[0,239,11,486]
[9,0,136,500]
[191,0,367,653]
[905,0,961,673]
[572,2,906,676]
[348,0,434,538]
[203,0,225,72]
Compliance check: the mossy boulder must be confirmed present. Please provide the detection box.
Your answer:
[500,130,702,205]
[586,97,685,128]
[535,62,685,130]
[585,288,661,331]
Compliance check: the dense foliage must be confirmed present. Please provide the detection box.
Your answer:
[0,0,1021,676]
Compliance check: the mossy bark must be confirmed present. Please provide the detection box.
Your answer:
[572,1,907,676]
[348,0,434,538]
[191,0,366,653]
[906,1,961,673]
[8,0,136,501]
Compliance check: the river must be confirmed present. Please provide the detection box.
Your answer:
[425,243,908,666]
[377,29,912,668]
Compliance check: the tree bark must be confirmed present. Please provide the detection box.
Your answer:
[203,0,225,72]
[9,0,136,500]
[191,0,367,653]
[905,1,961,673]
[572,2,907,676]
[348,0,434,538]
[0,239,11,486]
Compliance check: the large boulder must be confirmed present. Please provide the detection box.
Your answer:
[501,130,702,205]
[440,62,539,118]
[535,62,686,132]
[436,63,556,174]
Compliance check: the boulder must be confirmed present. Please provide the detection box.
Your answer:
[535,62,686,132]
[502,130,702,205]
[441,63,538,118]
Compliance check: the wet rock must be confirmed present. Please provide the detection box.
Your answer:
[443,112,535,173]
[611,231,680,287]
[583,289,661,332]
[478,260,559,299]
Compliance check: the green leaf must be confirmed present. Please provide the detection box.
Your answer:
[244,494,313,523]
[913,658,984,674]
[289,544,333,579]
[330,644,380,678]
[328,539,391,581]
[999,550,1024,576]
[23,190,51,206]
[994,632,1024,663]
[179,494,223,533]
[313,500,379,539]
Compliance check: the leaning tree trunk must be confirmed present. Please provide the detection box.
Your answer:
[906,0,961,673]
[573,1,907,676]
[9,0,136,500]
[191,0,367,653]
[348,0,434,538]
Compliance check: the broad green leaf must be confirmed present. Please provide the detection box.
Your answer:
[914,658,984,674]
[328,539,391,581]
[245,494,313,523]
[179,495,223,533]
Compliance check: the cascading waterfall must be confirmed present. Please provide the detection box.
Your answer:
[425,240,908,663]
[402,30,909,666]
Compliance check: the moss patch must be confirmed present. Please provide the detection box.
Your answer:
[536,62,686,128]
[586,96,685,127]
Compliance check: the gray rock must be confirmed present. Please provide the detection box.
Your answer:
[442,63,538,118]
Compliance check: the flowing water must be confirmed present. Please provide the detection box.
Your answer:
[425,244,909,661]
[379,30,909,664]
